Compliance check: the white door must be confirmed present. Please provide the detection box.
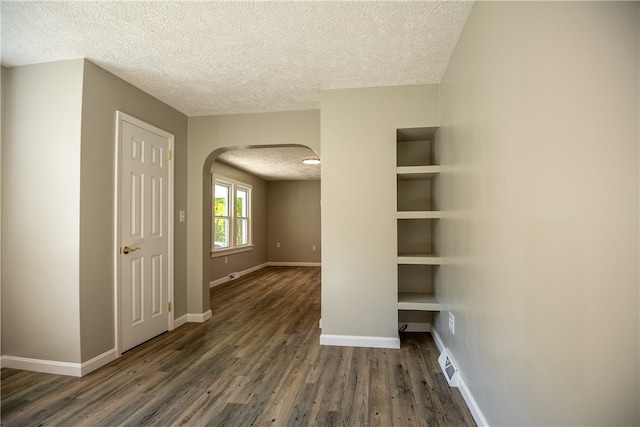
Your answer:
[118,114,173,352]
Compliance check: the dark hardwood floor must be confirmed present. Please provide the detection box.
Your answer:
[1,266,475,426]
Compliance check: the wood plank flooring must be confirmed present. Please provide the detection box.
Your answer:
[1,266,475,426]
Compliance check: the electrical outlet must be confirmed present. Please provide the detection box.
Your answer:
[312,245,316,251]
[224,256,228,264]
[276,242,280,248]
[448,312,455,335]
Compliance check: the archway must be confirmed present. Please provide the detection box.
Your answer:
[201,144,320,311]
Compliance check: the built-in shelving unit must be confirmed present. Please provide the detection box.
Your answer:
[396,127,441,331]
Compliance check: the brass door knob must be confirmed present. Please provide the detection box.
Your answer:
[122,246,141,254]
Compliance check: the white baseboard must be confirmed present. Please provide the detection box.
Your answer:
[457,375,490,427]
[320,334,400,349]
[398,322,431,332]
[267,262,321,267]
[210,262,268,287]
[430,328,489,427]
[2,348,117,377]
[209,276,229,288]
[187,310,212,323]
[209,262,321,288]
[176,311,211,324]
[2,355,82,376]
[80,348,118,376]
[174,314,188,328]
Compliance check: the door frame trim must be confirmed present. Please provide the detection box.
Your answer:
[113,111,175,357]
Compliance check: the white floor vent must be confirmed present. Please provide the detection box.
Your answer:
[438,349,459,387]
[229,272,240,280]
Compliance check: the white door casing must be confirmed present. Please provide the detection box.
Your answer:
[115,112,174,354]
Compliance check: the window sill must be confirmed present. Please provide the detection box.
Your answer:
[210,245,254,258]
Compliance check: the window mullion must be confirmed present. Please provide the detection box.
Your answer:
[231,183,236,248]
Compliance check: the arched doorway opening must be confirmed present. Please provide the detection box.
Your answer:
[201,144,321,306]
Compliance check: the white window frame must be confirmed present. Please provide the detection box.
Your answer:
[211,175,253,257]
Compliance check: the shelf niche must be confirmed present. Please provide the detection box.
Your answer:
[396,127,438,166]
[398,264,434,292]
[397,264,440,311]
[397,178,437,212]
[397,218,435,255]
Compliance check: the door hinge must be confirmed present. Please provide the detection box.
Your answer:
[167,150,172,161]
[168,302,171,312]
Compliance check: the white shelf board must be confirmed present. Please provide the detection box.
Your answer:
[398,293,441,311]
[397,211,441,219]
[397,254,442,265]
[397,165,440,180]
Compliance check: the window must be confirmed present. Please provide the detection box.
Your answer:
[213,182,231,249]
[212,176,252,255]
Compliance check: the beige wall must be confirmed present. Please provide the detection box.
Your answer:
[437,2,639,425]
[0,67,5,134]
[2,60,85,363]
[79,60,188,361]
[267,180,321,263]
[1,66,5,358]
[320,85,439,340]
[210,160,267,282]
[187,111,320,314]
[1,59,188,365]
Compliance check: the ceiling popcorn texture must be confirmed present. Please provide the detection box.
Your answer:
[217,146,321,181]
[1,1,473,117]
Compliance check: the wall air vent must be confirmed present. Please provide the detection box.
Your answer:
[438,349,459,387]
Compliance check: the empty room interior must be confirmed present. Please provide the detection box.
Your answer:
[1,1,639,426]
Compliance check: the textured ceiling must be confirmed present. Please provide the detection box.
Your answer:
[0,1,473,117]
[217,146,320,181]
